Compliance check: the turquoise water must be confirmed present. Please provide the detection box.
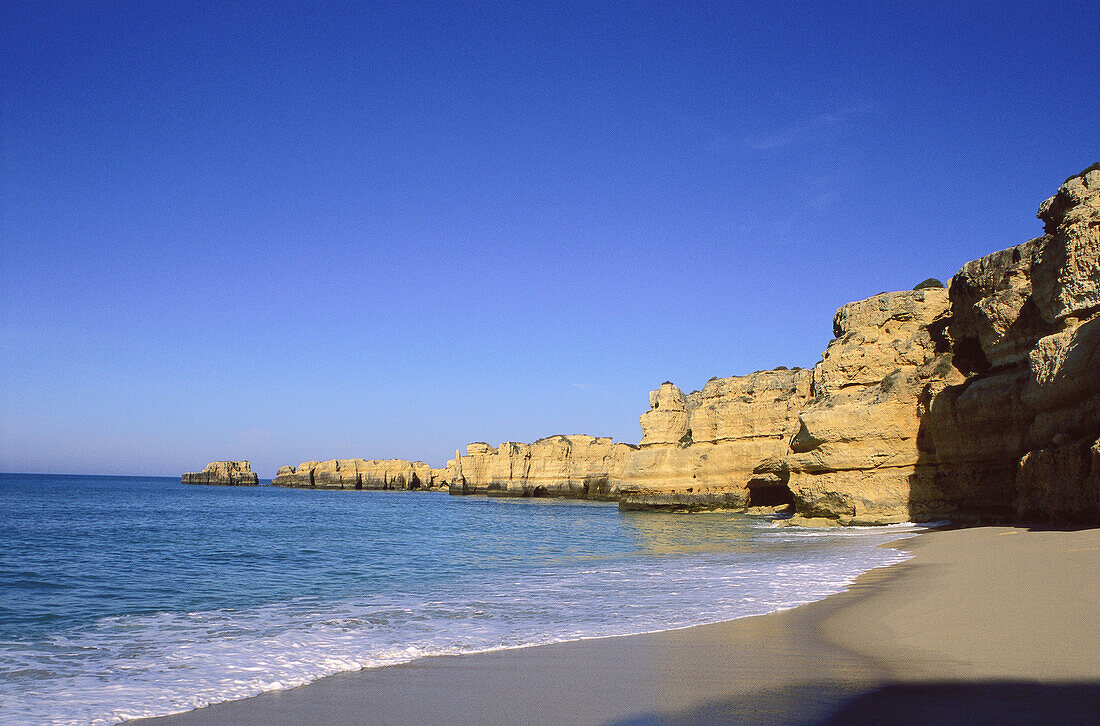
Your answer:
[0,473,917,725]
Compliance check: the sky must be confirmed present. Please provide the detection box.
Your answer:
[1,1,1096,476]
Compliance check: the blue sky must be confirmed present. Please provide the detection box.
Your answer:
[1,1,1096,476]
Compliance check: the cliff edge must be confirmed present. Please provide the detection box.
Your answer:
[446,165,1099,525]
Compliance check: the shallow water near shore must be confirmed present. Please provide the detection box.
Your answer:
[0,473,919,726]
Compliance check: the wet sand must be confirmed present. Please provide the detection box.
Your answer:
[132,526,1100,725]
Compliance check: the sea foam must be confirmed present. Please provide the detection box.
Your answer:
[0,474,919,726]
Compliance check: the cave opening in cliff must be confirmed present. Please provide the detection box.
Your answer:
[355,474,362,490]
[532,486,549,497]
[746,481,795,508]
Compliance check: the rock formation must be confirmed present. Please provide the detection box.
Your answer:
[272,166,1097,525]
[781,288,958,524]
[771,165,1099,524]
[445,369,810,510]
[619,369,811,510]
[272,458,446,491]
[445,164,1099,525]
[919,163,1100,523]
[446,436,634,498]
[182,461,259,486]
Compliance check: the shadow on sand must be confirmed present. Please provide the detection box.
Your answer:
[610,681,1100,726]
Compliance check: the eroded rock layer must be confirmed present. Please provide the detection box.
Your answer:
[923,164,1100,523]
[446,436,634,498]
[445,369,810,510]
[182,461,259,486]
[618,369,811,509]
[445,165,1099,524]
[782,287,959,524]
[273,459,446,490]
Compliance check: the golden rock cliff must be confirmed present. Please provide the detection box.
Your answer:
[445,165,1099,525]
[278,166,1098,526]
[781,288,958,524]
[446,436,634,498]
[618,370,811,510]
[922,164,1100,522]
[445,368,810,510]
[272,458,444,490]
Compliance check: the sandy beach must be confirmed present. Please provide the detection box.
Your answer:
[129,525,1100,725]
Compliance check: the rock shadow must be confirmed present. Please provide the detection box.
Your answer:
[608,681,1100,726]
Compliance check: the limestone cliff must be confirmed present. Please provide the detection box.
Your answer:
[446,369,810,510]
[923,163,1100,522]
[619,369,811,510]
[783,164,1099,524]
[273,458,445,490]
[182,461,259,486]
[273,166,1096,524]
[444,164,1099,525]
[781,288,958,524]
[447,436,635,498]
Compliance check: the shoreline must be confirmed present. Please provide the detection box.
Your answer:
[129,525,1100,725]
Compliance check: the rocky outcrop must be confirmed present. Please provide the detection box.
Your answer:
[182,461,259,486]
[447,436,635,498]
[638,383,692,445]
[443,164,1099,525]
[781,288,959,524]
[618,369,811,510]
[273,459,446,490]
[784,164,1099,524]
[446,369,810,510]
[919,164,1100,523]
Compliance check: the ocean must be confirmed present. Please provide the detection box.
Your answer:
[0,473,918,726]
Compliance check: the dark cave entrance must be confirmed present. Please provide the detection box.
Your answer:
[355,474,363,490]
[532,485,549,497]
[747,481,795,508]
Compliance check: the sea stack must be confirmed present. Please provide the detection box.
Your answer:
[181,461,260,486]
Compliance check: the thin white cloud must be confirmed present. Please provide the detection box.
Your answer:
[731,173,848,242]
[738,104,875,151]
